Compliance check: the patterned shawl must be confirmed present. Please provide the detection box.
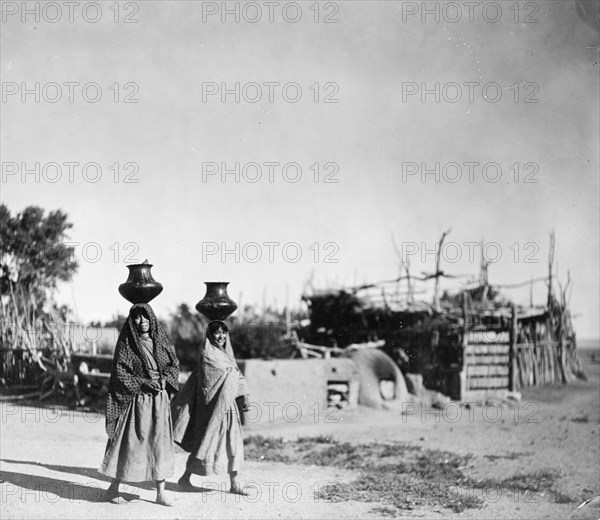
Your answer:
[105,303,179,438]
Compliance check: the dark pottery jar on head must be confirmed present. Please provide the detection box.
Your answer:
[118,260,163,304]
[195,282,237,320]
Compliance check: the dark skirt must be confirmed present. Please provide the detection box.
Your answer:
[99,389,174,482]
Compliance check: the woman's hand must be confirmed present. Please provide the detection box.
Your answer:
[241,395,250,412]
[140,379,161,393]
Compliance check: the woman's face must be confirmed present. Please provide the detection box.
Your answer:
[133,312,150,335]
[210,327,227,349]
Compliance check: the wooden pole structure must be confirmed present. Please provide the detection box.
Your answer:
[529,276,534,307]
[557,280,568,384]
[548,231,555,308]
[406,258,414,305]
[480,238,489,303]
[509,304,518,392]
[433,228,450,312]
[460,290,469,400]
[285,284,291,335]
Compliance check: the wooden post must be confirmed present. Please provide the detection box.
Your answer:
[460,291,469,400]
[547,231,555,308]
[509,304,518,392]
[529,276,534,307]
[285,284,291,336]
[433,228,450,312]
[406,259,414,305]
[558,307,568,384]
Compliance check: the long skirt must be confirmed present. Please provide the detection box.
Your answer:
[99,389,174,482]
[186,403,244,476]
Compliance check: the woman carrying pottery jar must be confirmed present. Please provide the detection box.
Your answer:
[171,320,250,494]
[99,303,180,506]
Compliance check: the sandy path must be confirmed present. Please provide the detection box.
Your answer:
[1,347,598,519]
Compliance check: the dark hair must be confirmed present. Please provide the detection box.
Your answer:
[207,320,229,336]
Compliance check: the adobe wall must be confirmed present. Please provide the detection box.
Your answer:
[236,358,360,425]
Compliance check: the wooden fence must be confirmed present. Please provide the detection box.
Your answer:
[460,306,582,400]
[397,305,583,401]
[464,331,510,392]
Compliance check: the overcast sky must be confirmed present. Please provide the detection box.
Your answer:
[2,0,598,337]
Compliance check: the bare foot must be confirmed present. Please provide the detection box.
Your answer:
[178,477,197,492]
[106,490,128,504]
[229,482,249,495]
[156,493,173,506]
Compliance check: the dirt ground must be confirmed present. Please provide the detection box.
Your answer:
[1,345,598,520]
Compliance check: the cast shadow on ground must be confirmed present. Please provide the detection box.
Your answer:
[0,469,139,503]
[0,459,221,495]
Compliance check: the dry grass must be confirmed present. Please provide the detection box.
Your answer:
[245,435,479,513]
[244,435,572,515]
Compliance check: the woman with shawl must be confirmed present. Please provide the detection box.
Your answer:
[171,320,249,494]
[99,303,179,506]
